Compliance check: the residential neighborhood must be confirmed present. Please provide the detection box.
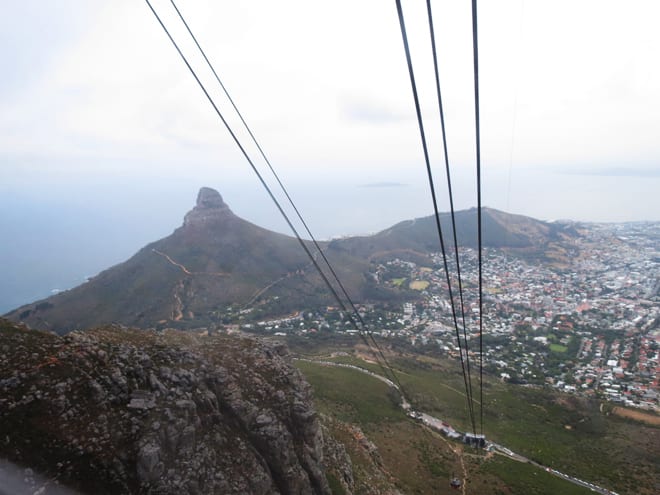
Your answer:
[234,222,659,411]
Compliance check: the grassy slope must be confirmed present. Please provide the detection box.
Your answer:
[295,354,659,495]
[479,456,599,495]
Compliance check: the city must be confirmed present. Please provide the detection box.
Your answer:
[234,222,659,412]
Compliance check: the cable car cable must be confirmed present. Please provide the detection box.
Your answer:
[425,0,477,430]
[470,0,485,436]
[395,0,476,434]
[145,0,408,400]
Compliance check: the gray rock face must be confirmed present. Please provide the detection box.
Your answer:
[196,187,226,209]
[183,187,232,226]
[0,320,332,494]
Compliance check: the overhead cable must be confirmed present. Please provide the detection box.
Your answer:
[395,0,476,434]
[168,0,405,394]
[425,0,476,429]
[146,0,408,399]
[470,0,485,436]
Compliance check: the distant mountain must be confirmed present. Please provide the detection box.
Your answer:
[4,188,375,333]
[328,206,579,263]
[5,188,578,333]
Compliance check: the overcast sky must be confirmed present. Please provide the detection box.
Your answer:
[1,0,659,310]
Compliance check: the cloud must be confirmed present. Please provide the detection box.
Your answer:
[1,0,659,224]
[340,94,411,124]
[556,166,660,178]
[358,181,408,188]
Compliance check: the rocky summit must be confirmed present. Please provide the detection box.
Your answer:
[0,318,348,494]
[183,187,233,227]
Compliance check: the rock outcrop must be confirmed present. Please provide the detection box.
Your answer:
[0,319,332,494]
[183,187,233,227]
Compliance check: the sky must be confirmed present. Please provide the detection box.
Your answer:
[1,0,659,311]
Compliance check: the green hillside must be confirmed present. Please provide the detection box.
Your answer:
[294,349,659,495]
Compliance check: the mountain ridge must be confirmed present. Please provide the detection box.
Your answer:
[5,187,579,333]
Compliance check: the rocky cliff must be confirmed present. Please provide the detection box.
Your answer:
[0,319,344,494]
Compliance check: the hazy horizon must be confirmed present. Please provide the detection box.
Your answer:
[2,0,659,312]
[2,178,658,315]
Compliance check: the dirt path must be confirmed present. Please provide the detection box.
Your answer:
[611,406,660,426]
[152,249,228,277]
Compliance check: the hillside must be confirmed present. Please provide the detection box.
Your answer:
[329,207,579,263]
[0,318,351,494]
[292,341,660,495]
[4,187,578,333]
[5,188,376,333]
